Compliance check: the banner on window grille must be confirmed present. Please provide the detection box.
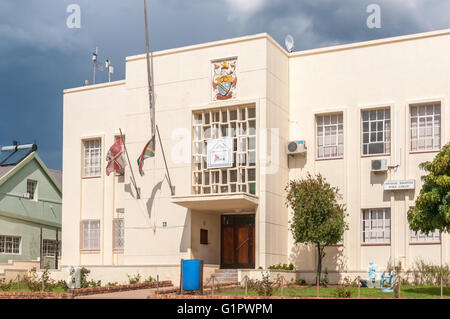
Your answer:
[207,138,233,169]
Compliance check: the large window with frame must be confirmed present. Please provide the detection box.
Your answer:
[316,113,343,159]
[362,208,391,244]
[362,108,391,155]
[192,104,256,195]
[410,103,441,152]
[0,235,20,254]
[80,220,100,250]
[83,139,102,177]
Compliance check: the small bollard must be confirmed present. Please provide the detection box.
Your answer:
[245,277,248,297]
[17,275,20,292]
[211,276,215,296]
[41,272,45,292]
[156,275,159,294]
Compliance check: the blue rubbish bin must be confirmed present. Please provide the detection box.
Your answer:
[182,259,202,291]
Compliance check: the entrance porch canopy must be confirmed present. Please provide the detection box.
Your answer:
[171,193,258,213]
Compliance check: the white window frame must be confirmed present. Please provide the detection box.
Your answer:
[113,218,124,250]
[26,179,37,200]
[42,239,61,257]
[0,235,21,254]
[410,103,441,152]
[362,208,391,244]
[80,220,100,250]
[361,108,391,156]
[316,113,344,159]
[83,139,102,177]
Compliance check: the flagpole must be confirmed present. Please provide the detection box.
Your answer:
[143,0,155,137]
[156,125,175,195]
[119,128,140,199]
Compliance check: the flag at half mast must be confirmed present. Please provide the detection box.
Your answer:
[137,135,155,176]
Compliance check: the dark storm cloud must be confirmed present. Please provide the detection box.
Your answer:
[1,0,449,169]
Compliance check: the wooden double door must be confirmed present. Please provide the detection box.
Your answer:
[221,214,255,269]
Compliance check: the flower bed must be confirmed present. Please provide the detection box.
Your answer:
[70,280,173,296]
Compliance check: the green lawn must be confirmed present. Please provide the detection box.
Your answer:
[1,283,66,293]
[216,285,450,299]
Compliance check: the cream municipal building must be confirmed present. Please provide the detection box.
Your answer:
[60,29,450,284]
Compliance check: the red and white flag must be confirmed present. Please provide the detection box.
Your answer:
[106,138,127,176]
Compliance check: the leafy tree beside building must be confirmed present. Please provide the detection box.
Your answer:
[285,173,348,285]
[408,142,450,234]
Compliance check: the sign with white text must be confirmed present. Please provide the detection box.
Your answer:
[384,179,415,190]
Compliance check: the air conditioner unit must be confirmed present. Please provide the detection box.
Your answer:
[371,159,388,172]
[287,140,307,155]
[23,193,31,199]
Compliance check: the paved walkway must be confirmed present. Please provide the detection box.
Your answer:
[75,287,163,299]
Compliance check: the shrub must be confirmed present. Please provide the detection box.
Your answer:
[267,263,295,271]
[0,278,14,291]
[144,276,155,283]
[127,273,141,284]
[320,268,329,287]
[250,272,276,296]
[106,282,118,287]
[79,267,91,288]
[333,286,352,298]
[406,260,450,287]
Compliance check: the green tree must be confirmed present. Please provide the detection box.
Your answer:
[285,173,348,285]
[408,142,450,298]
[408,142,450,234]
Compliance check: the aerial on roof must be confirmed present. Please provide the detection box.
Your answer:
[0,142,37,167]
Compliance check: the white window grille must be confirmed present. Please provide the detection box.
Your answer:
[27,180,37,200]
[410,229,441,243]
[362,108,391,155]
[113,218,124,250]
[410,103,441,152]
[316,113,343,159]
[81,220,100,250]
[0,235,20,254]
[42,239,60,257]
[362,208,391,243]
[192,104,256,195]
[83,139,102,177]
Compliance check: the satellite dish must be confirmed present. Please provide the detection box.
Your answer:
[284,34,294,53]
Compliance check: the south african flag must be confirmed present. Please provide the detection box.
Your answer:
[137,135,155,176]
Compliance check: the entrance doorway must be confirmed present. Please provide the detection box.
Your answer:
[220,214,255,269]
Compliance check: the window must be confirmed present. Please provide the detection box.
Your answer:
[192,105,256,195]
[0,235,20,254]
[362,108,391,155]
[81,220,100,250]
[316,113,343,159]
[410,103,441,152]
[27,180,37,200]
[113,218,124,250]
[42,239,60,257]
[410,229,440,243]
[200,229,208,245]
[83,139,102,177]
[362,208,391,244]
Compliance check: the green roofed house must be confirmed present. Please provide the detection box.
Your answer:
[0,142,62,272]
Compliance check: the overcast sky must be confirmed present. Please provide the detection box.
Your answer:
[1,0,449,170]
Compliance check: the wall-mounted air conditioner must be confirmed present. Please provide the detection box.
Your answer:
[371,159,388,172]
[287,140,307,155]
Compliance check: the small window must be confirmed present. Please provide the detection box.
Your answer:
[42,239,61,257]
[83,139,102,177]
[81,220,100,250]
[113,218,124,250]
[27,180,37,200]
[316,113,344,159]
[0,235,21,254]
[361,108,391,155]
[200,229,208,245]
